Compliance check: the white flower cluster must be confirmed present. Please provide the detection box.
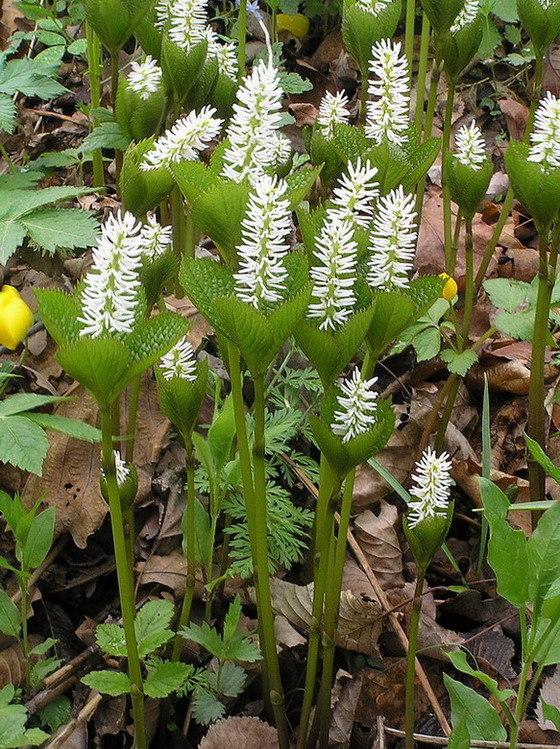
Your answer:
[155,0,237,80]
[537,0,555,7]
[308,216,358,330]
[221,59,290,183]
[141,105,223,170]
[79,211,144,338]
[128,55,162,99]
[528,92,560,170]
[454,121,487,170]
[139,216,173,259]
[160,337,198,380]
[114,450,131,484]
[367,186,417,290]
[450,0,480,33]
[234,175,292,307]
[331,368,378,442]
[365,40,410,147]
[407,447,453,529]
[317,90,350,139]
[330,157,379,227]
[356,0,392,15]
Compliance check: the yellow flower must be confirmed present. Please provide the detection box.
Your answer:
[277,13,310,38]
[439,273,458,302]
[0,286,33,350]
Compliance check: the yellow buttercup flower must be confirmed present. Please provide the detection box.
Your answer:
[439,273,458,302]
[277,13,310,38]
[0,286,33,350]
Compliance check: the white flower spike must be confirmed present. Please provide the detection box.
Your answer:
[308,213,358,331]
[206,31,238,81]
[79,211,144,338]
[367,186,417,290]
[365,39,410,147]
[450,0,480,33]
[317,90,351,139]
[160,337,198,381]
[234,175,292,307]
[356,0,392,15]
[221,59,289,183]
[331,368,378,443]
[330,157,379,227]
[528,92,560,171]
[156,0,208,50]
[128,56,162,99]
[139,216,173,259]
[114,450,131,484]
[141,106,223,171]
[454,121,487,170]
[407,447,453,528]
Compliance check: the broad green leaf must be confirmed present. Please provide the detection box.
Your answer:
[191,688,226,725]
[285,166,322,208]
[22,507,55,571]
[95,623,127,657]
[440,349,478,377]
[505,142,560,232]
[0,697,29,747]
[181,620,225,659]
[0,186,92,222]
[412,326,441,361]
[542,700,560,731]
[57,337,132,407]
[443,674,507,741]
[527,500,560,618]
[81,670,131,696]
[80,121,131,153]
[34,288,82,346]
[421,0,463,35]
[172,161,219,205]
[125,312,189,382]
[213,297,275,375]
[0,590,21,639]
[0,95,16,134]
[190,180,250,265]
[479,478,529,607]
[366,291,415,359]
[194,497,211,565]
[483,278,531,313]
[494,308,539,342]
[180,258,235,333]
[20,208,99,254]
[37,695,71,733]
[448,715,472,749]
[0,394,66,416]
[157,359,208,439]
[28,637,57,656]
[143,661,192,698]
[0,416,48,474]
[342,0,401,72]
[0,57,66,99]
[446,651,514,702]
[23,413,101,442]
[223,596,243,643]
[207,393,235,472]
[0,221,25,263]
[210,661,246,698]
[0,492,26,537]
[524,434,560,485]
[135,599,175,658]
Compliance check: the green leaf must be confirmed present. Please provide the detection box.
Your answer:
[28,637,57,656]
[422,0,463,35]
[95,623,127,657]
[527,501,560,618]
[448,714,472,749]
[483,277,531,312]
[524,434,560,485]
[181,621,225,659]
[493,308,539,342]
[440,349,478,377]
[0,57,66,99]
[179,258,235,333]
[0,393,66,416]
[0,416,48,474]
[80,121,131,153]
[342,0,401,72]
[23,413,101,442]
[366,291,415,359]
[157,358,208,438]
[20,208,99,254]
[505,142,560,232]
[443,674,508,741]
[0,590,20,639]
[37,695,71,733]
[191,688,225,725]
[135,599,175,658]
[193,497,211,564]
[207,393,236,472]
[22,506,55,571]
[34,288,83,346]
[0,95,16,134]
[212,661,246,698]
[172,161,219,205]
[542,700,560,732]
[143,661,192,698]
[0,492,26,537]
[125,312,189,381]
[213,297,275,375]
[223,595,242,643]
[412,326,441,361]
[480,477,530,607]
[446,651,515,702]
[81,670,131,696]
[189,180,250,264]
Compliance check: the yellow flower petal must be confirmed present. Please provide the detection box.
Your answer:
[277,13,310,38]
[439,273,458,302]
[0,286,33,350]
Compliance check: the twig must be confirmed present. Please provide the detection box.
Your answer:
[383,725,554,748]
[44,692,103,749]
[22,108,89,126]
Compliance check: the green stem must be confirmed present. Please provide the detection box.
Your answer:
[0,142,16,173]
[227,344,289,749]
[172,442,196,662]
[253,375,290,749]
[110,53,123,185]
[86,22,104,188]
[475,54,545,290]
[271,5,277,43]
[185,204,198,259]
[100,408,146,749]
[415,59,442,222]
[404,0,416,74]
[19,577,31,693]
[171,186,186,259]
[237,0,247,82]
[527,225,554,505]
[414,13,431,138]
[461,216,475,344]
[442,80,456,274]
[296,459,339,749]
[449,208,463,275]
[360,68,369,125]
[405,571,425,749]
[434,374,460,452]
[316,474,355,749]
[124,376,141,464]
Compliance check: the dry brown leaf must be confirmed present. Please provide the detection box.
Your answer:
[0,635,41,688]
[268,578,383,656]
[498,98,529,142]
[274,615,306,648]
[543,43,560,98]
[198,717,279,749]
[94,697,127,737]
[22,389,108,548]
[329,669,363,748]
[136,552,204,599]
[353,502,404,589]
[469,627,516,681]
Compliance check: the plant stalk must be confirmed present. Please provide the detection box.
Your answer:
[86,22,104,187]
[405,570,425,749]
[442,79,456,273]
[100,408,146,749]
[415,58,442,222]
[237,0,247,82]
[414,13,431,138]
[405,0,416,74]
[110,53,123,183]
[19,576,31,693]
[461,216,475,343]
